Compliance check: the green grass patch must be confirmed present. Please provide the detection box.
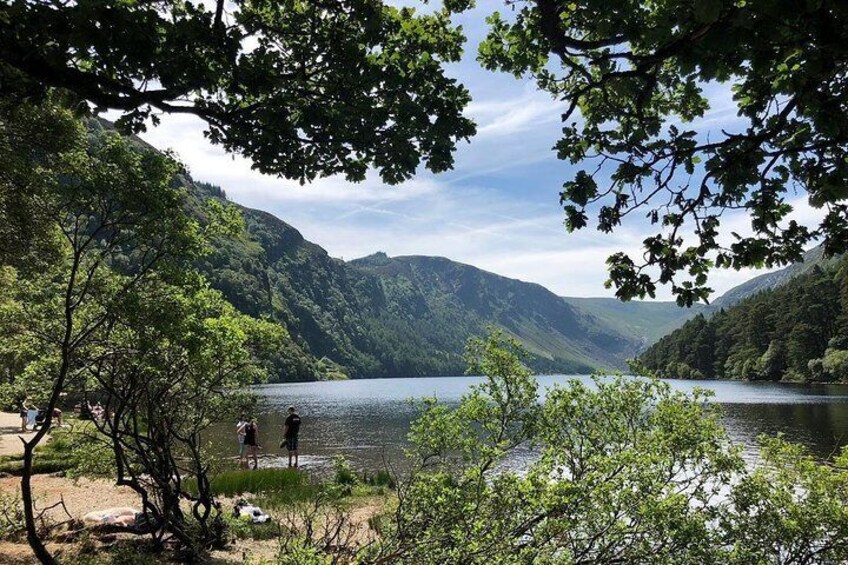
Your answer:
[0,457,69,476]
[189,467,319,503]
[0,421,113,477]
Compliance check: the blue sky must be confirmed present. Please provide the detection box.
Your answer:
[130,2,818,300]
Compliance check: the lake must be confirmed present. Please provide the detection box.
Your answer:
[211,376,848,471]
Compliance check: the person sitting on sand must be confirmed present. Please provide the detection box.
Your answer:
[237,418,260,470]
[281,406,301,468]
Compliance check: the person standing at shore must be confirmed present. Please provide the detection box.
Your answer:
[281,406,301,468]
[236,414,247,468]
[238,418,260,470]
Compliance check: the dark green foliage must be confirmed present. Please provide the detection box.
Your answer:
[1,1,475,184]
[640,256,848,382]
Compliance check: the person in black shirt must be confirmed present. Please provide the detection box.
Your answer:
[281,406,301,468]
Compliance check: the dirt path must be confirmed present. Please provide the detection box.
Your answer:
[0,475,142,565]
[0,411,47,458]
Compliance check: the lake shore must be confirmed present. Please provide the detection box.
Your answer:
[0,415,385,564]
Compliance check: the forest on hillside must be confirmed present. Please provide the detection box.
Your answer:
[639,256,848,382]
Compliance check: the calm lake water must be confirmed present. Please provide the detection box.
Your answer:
[210,376,848,471]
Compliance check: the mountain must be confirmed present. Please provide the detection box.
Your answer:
[99,119,661,379]
[350,253,638,373]
[556,250,834,353]
[710,245,837,309]
[193,183,645,379]
[565,245,837,356]
[93,118,842,382]
[561,298,706,348]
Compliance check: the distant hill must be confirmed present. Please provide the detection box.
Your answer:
[710,245,837,309]
[561,297,706,348]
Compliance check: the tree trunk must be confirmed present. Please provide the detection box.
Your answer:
[20,438,57,565]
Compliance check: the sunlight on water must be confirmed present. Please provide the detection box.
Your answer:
[208,376,848,471]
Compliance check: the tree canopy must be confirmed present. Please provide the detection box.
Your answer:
[478,0,848,304]
[0,0,475,183]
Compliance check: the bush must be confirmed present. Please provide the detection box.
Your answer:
[822,348,848,382]
[333,455,357,487]
[362,469,395,489]
[0,491,25,541]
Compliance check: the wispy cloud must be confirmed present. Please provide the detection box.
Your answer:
[467,86,562,139]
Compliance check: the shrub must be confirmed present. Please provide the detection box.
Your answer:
[0,491,25,541]
[333,455,357,487]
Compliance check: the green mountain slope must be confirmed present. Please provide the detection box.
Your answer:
[198,185,650,377]
[561,297,705,348]
[98,118,848,381]
[710,245,838,309]
[559,247,837,351]
[351,253,639,373]
[181,181,649,378]
[639,255,848,382]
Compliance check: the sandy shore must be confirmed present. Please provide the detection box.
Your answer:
[0,411,63,459]
[0,473,381,564]
[0,411,47,458]
[0,475,143,564]
[0,412,382,563]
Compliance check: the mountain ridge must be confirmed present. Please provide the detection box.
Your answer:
[100,118,832,380]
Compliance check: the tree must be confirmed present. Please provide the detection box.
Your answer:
[478,0,848,304]
[0,95,200,564]
[81,278,284,558]
[1,0,475,184]
[368,332,743,563]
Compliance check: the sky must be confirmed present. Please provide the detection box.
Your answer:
[127,2,816,301]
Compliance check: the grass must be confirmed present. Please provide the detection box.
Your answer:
[186,467,321,507]
[0,421,110,477]
[188,465,394,515]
